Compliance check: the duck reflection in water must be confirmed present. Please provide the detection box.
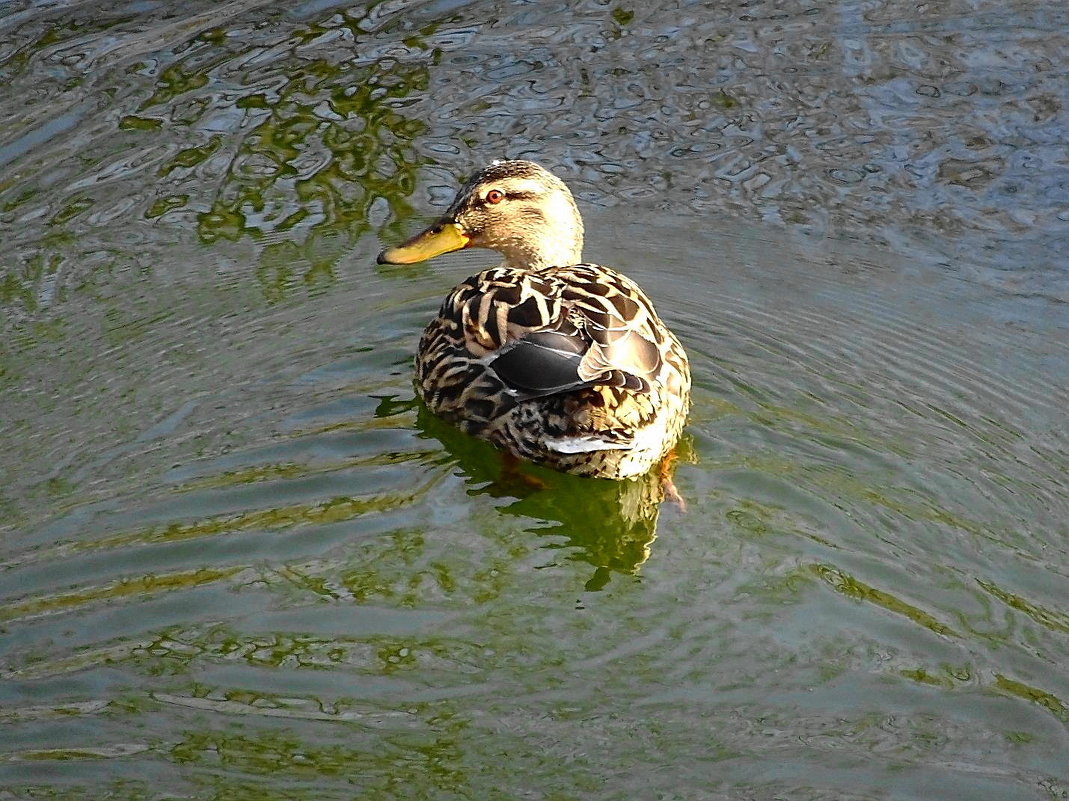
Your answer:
[413,401,680,590]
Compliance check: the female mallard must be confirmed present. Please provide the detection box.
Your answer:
[378,160,690,480]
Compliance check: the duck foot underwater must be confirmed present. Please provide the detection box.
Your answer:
[658,447,687,512]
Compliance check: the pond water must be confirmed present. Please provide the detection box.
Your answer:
[2,1,1068,799]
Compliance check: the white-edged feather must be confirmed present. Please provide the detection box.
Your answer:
[543,436,632,454]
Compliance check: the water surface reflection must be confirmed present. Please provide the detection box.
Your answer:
[2,0,1068,799]
[416,402,670,589]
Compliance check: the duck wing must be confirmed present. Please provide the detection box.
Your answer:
[487,330,591,397]
[558,264,664,391]
[453,263,664,399]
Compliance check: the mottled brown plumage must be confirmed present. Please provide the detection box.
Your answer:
[378,160,690,479]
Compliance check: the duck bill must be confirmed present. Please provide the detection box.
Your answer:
[377,221,470,265]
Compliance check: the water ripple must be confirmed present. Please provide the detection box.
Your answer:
[2,1,1069,798]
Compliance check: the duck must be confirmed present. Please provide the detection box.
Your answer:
[377,159,690,481]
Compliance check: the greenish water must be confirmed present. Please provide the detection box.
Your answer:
[2,1,1068,799]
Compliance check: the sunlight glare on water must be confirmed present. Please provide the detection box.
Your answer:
[1,1,1068,799]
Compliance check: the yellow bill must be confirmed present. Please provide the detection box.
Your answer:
[377,221,470,265]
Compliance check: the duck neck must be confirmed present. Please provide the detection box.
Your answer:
[503,206,585,271]
[502,237,583,271]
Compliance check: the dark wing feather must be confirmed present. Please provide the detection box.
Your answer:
[487,330,594,398]
[439,265,665,401]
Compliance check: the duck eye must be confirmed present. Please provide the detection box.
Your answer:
[485,189,505,205]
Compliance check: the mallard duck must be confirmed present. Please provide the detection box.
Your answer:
[377,160,690,480]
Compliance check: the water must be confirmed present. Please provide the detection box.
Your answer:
[2,1,1068,798]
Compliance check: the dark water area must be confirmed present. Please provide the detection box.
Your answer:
[2,1,1068,799]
